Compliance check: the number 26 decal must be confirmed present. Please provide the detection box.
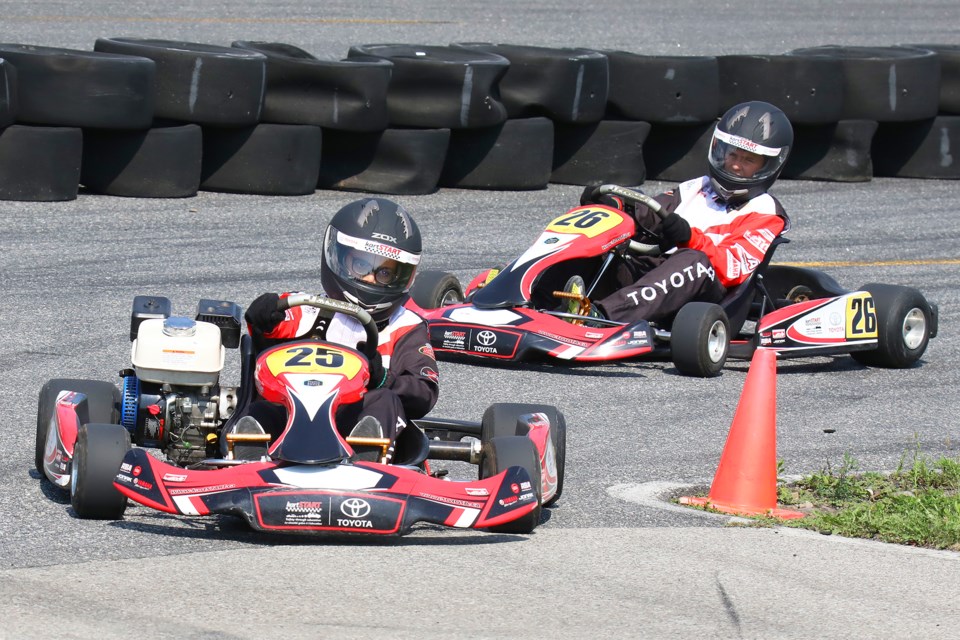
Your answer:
[848,295,878,337]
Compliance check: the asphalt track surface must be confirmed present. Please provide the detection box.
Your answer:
[2,2,959,638]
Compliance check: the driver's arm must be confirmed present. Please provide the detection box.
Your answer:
[382,322,440,420]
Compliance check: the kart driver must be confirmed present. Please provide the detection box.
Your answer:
[576,100,793,324]
[238,197,440,462]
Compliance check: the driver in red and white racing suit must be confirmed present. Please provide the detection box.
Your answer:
[578,100,793,324]
[242,198,439,461]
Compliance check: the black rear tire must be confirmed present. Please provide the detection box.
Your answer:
[70,423,130,520]
[36,379,119,474]
[671,302,730,377]
[479,436,542,534]
[410,270,463,309]
[851,284,933,368]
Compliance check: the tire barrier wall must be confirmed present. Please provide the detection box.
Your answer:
[0,40,957,201]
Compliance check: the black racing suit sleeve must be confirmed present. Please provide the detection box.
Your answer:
[384,322,440,420]
[627,189,682,240]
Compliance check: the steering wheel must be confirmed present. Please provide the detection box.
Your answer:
[596,184,665,256]
[278,293,379,362]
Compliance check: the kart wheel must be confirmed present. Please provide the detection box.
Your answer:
[670,302,730,377]
[479,436,542,534]
[36,378,120,475]
[410,270,463,309]
[480,403,566,506]
[70,423,130,520]
[851,284,934,368]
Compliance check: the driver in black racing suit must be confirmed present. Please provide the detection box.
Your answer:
[238,198,439,462]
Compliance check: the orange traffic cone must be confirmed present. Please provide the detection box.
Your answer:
[679,348,804,519]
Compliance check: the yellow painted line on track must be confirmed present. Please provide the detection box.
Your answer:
[774,258,960,268]
[8,16,453,25]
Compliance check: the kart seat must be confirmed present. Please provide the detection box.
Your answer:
[719,236,789,335]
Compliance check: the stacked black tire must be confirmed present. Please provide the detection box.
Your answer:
[0,40,956,201]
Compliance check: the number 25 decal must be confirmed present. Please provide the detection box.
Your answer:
[848,295,878,337]
[284,346,345,368]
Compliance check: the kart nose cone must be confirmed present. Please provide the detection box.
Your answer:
[162,316,197,337]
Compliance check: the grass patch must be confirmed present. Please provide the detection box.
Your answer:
[773,450,960,551]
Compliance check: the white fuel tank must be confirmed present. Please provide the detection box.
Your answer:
[131,317,225,386]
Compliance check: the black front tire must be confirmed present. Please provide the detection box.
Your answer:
[409,270,463,309]
[70,423,130,519]
[36,378,119,474]
[480,403,566,506]
[670,302,730,377]
[479,436,542,534]
[851,284,933,368]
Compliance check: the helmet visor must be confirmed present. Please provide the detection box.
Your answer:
[708,129,789,185]
[324,229,419,292]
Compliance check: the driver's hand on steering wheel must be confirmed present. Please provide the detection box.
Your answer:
[579,184,623,210]
[245,293,286,335]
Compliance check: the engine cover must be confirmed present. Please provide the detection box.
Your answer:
[131,317,224,386]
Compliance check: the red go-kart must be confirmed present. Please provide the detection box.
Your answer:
[408,185,937,377]
[37,294,565,536]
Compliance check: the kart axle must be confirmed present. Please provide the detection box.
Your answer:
[427,440,481,464]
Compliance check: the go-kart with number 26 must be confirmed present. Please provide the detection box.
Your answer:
[409,185,937,377]
[36,294,565,536]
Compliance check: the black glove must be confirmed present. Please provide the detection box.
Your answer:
[358,342,387,390]
[244,293,285,335]
[658,212,692,250]
[580,184,623,210]
[579,184,603,206]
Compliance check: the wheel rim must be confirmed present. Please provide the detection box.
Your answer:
[707,320,728,363]
[439,289,463,306]
[70,455,79,497]
[902,307,927,350]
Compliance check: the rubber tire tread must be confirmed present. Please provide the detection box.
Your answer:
[70,423,130,520]
[479,436,542,534]
[82,123,202,197]
[670,302,730,378]
[605,52,719,123]
[851,284,933,368]
[787,45,940,122]
[200,123,322,195]
[0,58,17,128]
[94,37,266,126]
[348,44,509,129]
[318,128,450,195]
[36,378,119,474]
[0,43,155,129]
[781,120,878,182]
[455,43,609,123]
[440,117,554,189]
[409,270,464,309]
[0,125,82,201]
[717,54,844,124]
[232,41,392,131]
[903,44,960,113]
[871,116,960,179]
[480,403,566,506]
[551,120,651,186]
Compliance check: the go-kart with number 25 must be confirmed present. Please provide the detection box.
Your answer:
[37,294,565,536]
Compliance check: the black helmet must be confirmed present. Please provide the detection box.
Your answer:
[321,198,422,322]
[707,101,793,204]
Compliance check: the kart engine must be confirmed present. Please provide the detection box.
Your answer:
[121,296,242,466]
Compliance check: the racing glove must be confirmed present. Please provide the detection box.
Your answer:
[579,184,623,210]
[658,212,692,251]
[358,342,387,390]
[244,293,286,335]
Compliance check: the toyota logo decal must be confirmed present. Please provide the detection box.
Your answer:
[477,330,497,346]
[340,498,371,518]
